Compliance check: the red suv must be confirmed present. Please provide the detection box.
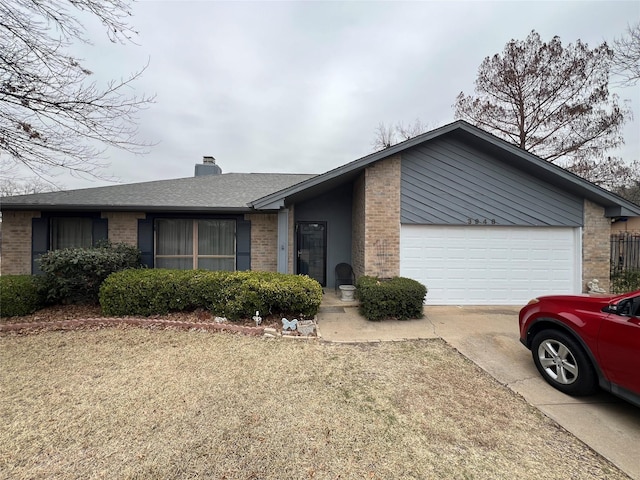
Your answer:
[519,289,640,407]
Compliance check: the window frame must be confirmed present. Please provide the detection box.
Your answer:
[49,217,94,250]
[154,218,237,271]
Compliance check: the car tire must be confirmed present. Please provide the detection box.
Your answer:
[531,329,598,396]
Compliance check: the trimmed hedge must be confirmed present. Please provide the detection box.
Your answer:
[0,275,44,317]
[357,275,427,321]
[38,241,143,305]
[99,269,323,320]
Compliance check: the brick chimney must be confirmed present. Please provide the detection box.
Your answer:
[195,156,222,176]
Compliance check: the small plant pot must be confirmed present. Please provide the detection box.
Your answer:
[339,285,356,301]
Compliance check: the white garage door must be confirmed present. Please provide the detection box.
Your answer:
[400,226,581,305]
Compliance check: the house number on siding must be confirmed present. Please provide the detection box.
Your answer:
[467,218,497,225]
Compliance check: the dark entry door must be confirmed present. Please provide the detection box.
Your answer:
[296,222,326,286]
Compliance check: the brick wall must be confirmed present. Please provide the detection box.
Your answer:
[582,199,611,292]
[365,155,401,278]
[351,154,401,279]
[1,211,40,275]
[101,212,145,245]
[245,213,278,272]
[351,173,366,279]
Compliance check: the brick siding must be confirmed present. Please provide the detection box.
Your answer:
[350,154,401,280]
[245,213,278,272]
[0,211,40,275]
[102,212,145,245]
[582,199,611,292]
[364,155,401,278]
[351,173,366,279]
[0,211,143,275]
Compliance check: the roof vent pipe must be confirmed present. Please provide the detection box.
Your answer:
[195,155,222,176]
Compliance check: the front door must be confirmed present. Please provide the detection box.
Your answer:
[296,222,326,286]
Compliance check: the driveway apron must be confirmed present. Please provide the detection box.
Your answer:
[316,300,640,480]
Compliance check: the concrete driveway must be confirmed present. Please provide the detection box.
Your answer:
[316,302,640,480]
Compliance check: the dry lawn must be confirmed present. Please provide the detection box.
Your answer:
[0,328,628,480]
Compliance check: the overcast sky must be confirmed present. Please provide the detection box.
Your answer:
[18,0,640,190]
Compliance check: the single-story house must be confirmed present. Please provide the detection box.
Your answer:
[2,120,639,305]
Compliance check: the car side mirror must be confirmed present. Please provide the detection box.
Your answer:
[615,299,632,316]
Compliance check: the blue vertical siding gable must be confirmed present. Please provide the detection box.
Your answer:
[400,137,583,226]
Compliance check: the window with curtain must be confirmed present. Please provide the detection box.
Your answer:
[51,218,93,250]
[155,219,236,270]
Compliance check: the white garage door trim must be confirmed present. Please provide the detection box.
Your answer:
[400,225,581,305]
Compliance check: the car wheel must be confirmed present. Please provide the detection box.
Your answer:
[531,329,597,396]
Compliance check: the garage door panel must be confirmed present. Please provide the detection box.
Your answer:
[400,226,579,305]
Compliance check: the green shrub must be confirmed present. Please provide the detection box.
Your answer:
[99,269,323,320]
[38,241,143,305]
[0,275,45,317]
[611,269,640,294]
[357,275,427,321]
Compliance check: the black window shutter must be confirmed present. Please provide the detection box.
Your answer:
[236,219,251,271]
[138,217,154,268]
[92,218,108,245]
[31,217,49,274]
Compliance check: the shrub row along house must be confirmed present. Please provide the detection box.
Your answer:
[2,121,639,305]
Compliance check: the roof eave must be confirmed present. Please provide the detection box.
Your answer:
[248,122,483,209]
[0,204,254,214]
[250,120,640,216]
[454,126,640,216]
[605,205,640,217]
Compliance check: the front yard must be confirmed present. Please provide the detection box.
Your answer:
[0,328,628,479]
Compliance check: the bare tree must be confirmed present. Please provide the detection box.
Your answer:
[0,177,61,197]
[568,157,640,193]
[0,156,62,196]
[0,0,154,180]
[372,122,396,151]
[454,30,629,175]
[372,118,431,151]
[612,22,640,86]
[614,181,640,205]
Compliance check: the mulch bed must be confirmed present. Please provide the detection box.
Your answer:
[0,305,314,337]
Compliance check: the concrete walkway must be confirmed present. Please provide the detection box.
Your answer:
[316,294,640,480]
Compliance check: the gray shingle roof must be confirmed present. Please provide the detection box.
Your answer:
[250,120,640,216]
[0,173,316,212]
